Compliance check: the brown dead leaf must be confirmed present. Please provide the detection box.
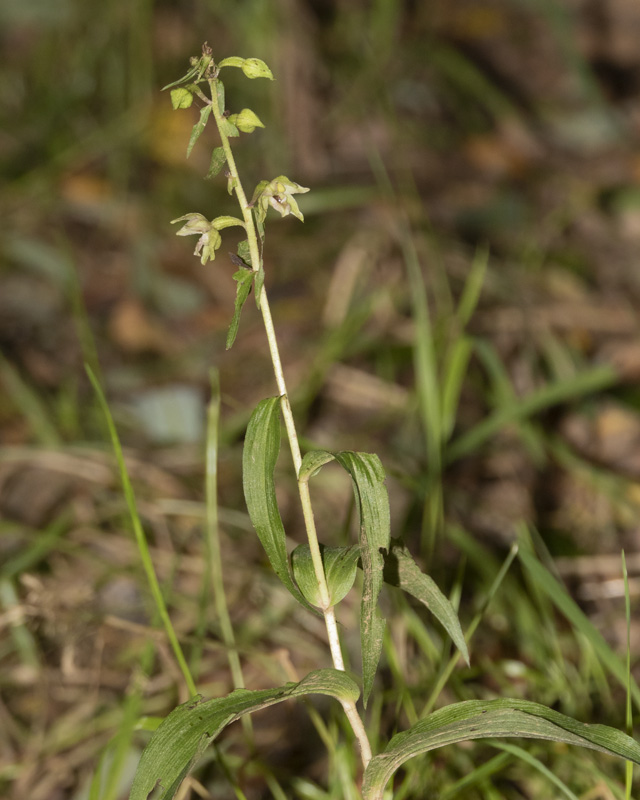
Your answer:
[107,298,174,355]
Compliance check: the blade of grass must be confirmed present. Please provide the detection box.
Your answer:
[86,364,197,698]
[622,551,633,800]
[0,351,61,446]
[518,545,640,713]
[421,541,519,717]
[490,742,580,800]
[0,577,40,669]
[439,752,512,799]
[447,363,617,463]
[204,369,252,741]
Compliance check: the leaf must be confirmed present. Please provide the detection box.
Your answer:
[237,239,252,267]
[241,57,274,80]
[215,81,225,115]
[162,64,200,91]
[292,544,360,607]
[205,146,226,179]
[226,268,254,350]
[297,448,390,704]
[299,449,336,481]
[219,117,240,138]
[242,398,316,613]
[186,105,212,158]
[333,451,390,707]
[130,669,359,800]
[382,538,469,665]
[233,108,265,133]
[170,88,193,110]
[254,265,265,308]
[362,698,640,800]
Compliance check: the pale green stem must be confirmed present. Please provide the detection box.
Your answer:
[209,78,372,769]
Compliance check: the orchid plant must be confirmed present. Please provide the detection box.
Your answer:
[125,44,640,799]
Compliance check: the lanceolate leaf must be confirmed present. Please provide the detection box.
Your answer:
[226,268,253,350]
[383,538,469,665]
[206,146,226,179]
[299,449,390,706]
[242,398,315,612]
[186,104,212,158]
[131,670,360,800]
[334,451,390,707]
[362,698,640,800]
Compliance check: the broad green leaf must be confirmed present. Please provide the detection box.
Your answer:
[206,146,226,179]
[334,451,390,707]
[382,538,469,665]
[292,544,360,607]
[241,57,274,80]
[219,117,239,138]
[130,669,359,800]
[362,698,640,800]
[186,105,212,158]
[226,268,253,350]
[231,108,265,133]
[242,398,315,612]
[170,87,193,110]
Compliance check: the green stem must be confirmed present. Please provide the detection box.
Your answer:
[208,77,372,769]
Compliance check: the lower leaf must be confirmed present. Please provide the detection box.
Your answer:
[130,669,360,800]
[362,698,640,800]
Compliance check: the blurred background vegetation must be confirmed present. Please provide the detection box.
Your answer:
[2,1,640,798]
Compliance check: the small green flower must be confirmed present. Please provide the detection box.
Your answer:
[251,175,309,224]
[171,213,221,264]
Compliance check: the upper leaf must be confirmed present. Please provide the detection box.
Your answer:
[170,87,193,110]
[383,538,469,665]
[362,698,640,800]
[130,669,360,800]
[333,451,390,707]
[242,398,316,613]
[226,268,253,350]
[186,105,212,158]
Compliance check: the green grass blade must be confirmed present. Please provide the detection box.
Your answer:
[205,370,247,694]
[130,669,360,800]
[447,363,617,463]
[490,742,580,800]
[518,547,640,712]
[86,364,197,697]
[0,351,61,446]
[622,550,634,800]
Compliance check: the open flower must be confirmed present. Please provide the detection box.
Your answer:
[251,176,309,224]
[171,213,221,264]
